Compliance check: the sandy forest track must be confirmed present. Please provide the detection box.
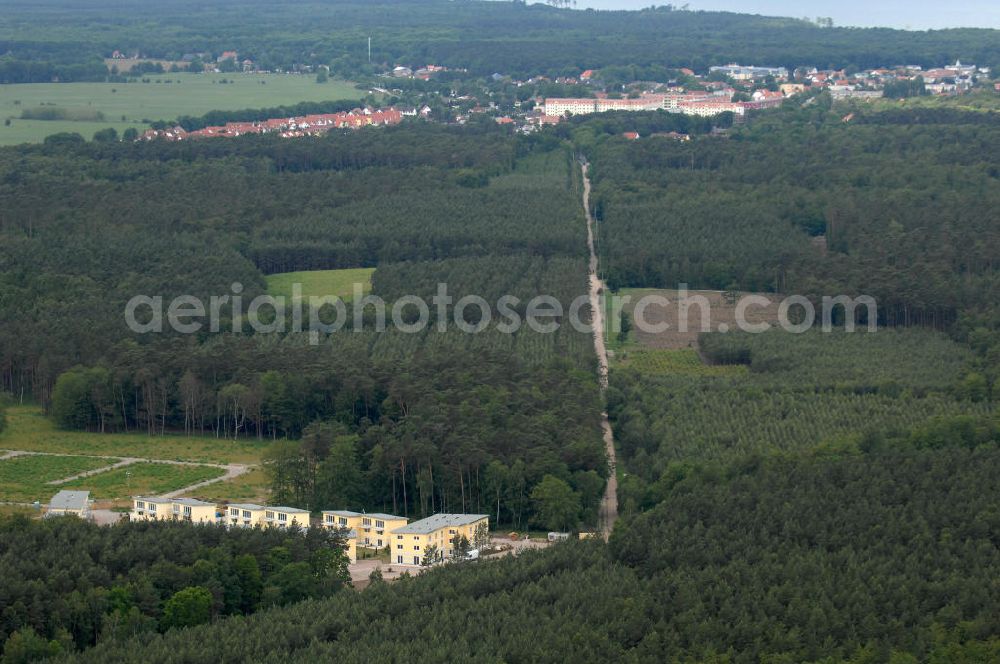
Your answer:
[582,162,618,539]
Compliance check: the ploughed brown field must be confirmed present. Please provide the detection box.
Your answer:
[619,288,782,351]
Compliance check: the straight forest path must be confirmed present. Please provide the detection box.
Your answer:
[581,161,619,539]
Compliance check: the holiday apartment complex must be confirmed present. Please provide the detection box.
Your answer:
[390,514,490,566]
[131,496,217,524]
[321,510,408,549]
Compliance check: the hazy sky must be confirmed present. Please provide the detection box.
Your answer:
[560,1,1000,30]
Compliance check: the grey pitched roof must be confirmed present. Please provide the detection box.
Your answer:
[227,503,266,510]
[172,497,215,507]
[266,506,310,514]
[137,496,214,507]
[368,512,407,521]
[391,514,488,535]
[322,510,406,521]
[48,490,90,511]
[135,496,171,504]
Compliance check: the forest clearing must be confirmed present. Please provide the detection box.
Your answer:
[265,268,375,302]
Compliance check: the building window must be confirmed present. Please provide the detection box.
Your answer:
[449,529,456,535]
[184,507,192,517]
[266,511,275,520]
[149,505,156,513]
[397,544,403,549]
[414,545,420,551]
[278,513,287,522]
[136,501,145,509]
[375,520,384,528]
[230,508,238,516]
[362,517,371,526]
[242,510,251,519]
[377,539,382,547]
[397,556,403,564]
[396,535,403,539]
[339,517,347,526]
[413,556,420,565]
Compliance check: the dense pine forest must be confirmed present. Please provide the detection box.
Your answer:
[3,2,1000,662]
[585,105,1000,334]
[28,439,999,663]
[0,123,606,531]
[0,518,351,658]
[4,0,1000,82]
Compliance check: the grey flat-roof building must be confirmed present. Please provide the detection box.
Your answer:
[46,490,91,518]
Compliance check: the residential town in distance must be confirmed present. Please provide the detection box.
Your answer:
[382,57,996,133]
[124,49,999,142]
[139,106,412,141]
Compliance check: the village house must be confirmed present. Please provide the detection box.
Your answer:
[389,514,489,566]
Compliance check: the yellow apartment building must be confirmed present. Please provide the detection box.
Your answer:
[263,505,310,529]
[321,510,408,549]
[131,496,217,524]
[390,514,489,566]
[225,503,268,527]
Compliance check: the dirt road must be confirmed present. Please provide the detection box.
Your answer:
[581,161,618,539]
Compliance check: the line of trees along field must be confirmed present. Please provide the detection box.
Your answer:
[4,0,1000,83]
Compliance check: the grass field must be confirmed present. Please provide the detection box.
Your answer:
[614,348,749,377]
[266,268,375,303]
[0,405,270,464]
[0,72,363,145]
[182,467,270,504]
[60,462,225,501]
[0,454,117,502]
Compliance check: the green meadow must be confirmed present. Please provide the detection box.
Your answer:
[60,462,225,501]
[0,405,270,464]
[266,268,375,303]
[183,467,270,504]
[0,454,116,502]
[0,72,363,145]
